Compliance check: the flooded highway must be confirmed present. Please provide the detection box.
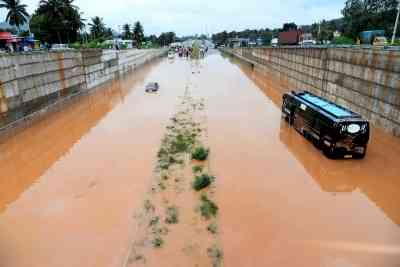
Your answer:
[0,51,400,267]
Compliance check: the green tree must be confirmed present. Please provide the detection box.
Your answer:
[342,0,399,39]
[133,21,144,47]
[157,31,175,46]
[311,20,336,43]
[342,0,366,39]
[211,31,228,45]
[30,0,84,44]
[105,27,113,39]
[282,22,297,31]
[88,16,106,40]
[122,23,131,39]
[259,29,273,45]
[0,0,29,30]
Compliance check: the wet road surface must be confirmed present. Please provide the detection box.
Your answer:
[0,52,400,267]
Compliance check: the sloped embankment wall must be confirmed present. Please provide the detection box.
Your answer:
[0,48,166,130]
[225,47,400,136]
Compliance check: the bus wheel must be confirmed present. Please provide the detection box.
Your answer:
[288,115,294,125]
[322,143,337,159]
[284,114,293,125]
[353,153,366,159]
[284,115,289,123]
[323,147,336,159]
[312,138,322,149]
[353,148,366,159]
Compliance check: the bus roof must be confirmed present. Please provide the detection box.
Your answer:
[298,92,354,118]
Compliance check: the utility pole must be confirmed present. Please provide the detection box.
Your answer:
[392,0,400,44]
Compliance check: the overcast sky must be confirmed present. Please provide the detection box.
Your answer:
[0,0,345,36]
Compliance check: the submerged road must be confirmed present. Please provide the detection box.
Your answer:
[0,51,399,267]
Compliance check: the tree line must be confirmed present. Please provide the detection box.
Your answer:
[0,0,177,47]
[212,0,400,45]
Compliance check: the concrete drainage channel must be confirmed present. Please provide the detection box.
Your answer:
[0,49,167,140]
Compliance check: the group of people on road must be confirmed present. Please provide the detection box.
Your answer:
[177,47,193,58]
[175,45,209,59]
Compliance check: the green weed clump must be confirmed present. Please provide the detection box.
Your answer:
[169,133,196,154]
[192,174,214,191]
[192,165,204,174]
[199,195,218,219]
[149,216,160,227]
[207,223,218,234]
[165,206,179,224]
[192,147,209,161]
[144,199,155,213]
[152,237,164,248]
[207,245,223,267]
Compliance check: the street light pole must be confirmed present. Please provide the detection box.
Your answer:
[392,0,400,44]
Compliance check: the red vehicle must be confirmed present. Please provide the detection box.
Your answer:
[278,30,303,45]
[0,31,16,50]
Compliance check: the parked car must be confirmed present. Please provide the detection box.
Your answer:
[50,44,71,51]
[271,38,279,47]
[301,39,317,46]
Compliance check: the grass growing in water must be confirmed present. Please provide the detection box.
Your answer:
[207,223,218,234]
[165,206,179,224]
[193,174,214,191]
[207,245,223,267]
[149,216,160,227]
[192,165,204,174]
[199,195,218,219]
[152,237,164,248]
[192,147,209,161]
[144,199,155,213]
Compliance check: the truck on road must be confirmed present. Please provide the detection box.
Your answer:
[279,30,302,45]
[359,30,386,45]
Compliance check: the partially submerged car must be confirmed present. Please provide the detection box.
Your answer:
[168,51,175,59]
[145,82,159,93]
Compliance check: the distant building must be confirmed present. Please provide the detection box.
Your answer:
[227,38,249,48]
[333,31,341,38]
[170,42,183,48]
[300,33,313,42]
[299,33,316,46]
[271,38,279,47]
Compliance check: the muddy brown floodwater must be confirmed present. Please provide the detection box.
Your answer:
[0,52,399,267]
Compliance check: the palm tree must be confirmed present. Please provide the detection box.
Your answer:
[0,0,29,31]
[122,23,131,39]
[88,16,105,40]
[31,0,84,43]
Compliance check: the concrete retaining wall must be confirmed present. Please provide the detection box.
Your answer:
[225,47,400,136]
[0,48,166,129]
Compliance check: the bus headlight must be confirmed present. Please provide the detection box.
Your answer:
[347,124,361,134]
